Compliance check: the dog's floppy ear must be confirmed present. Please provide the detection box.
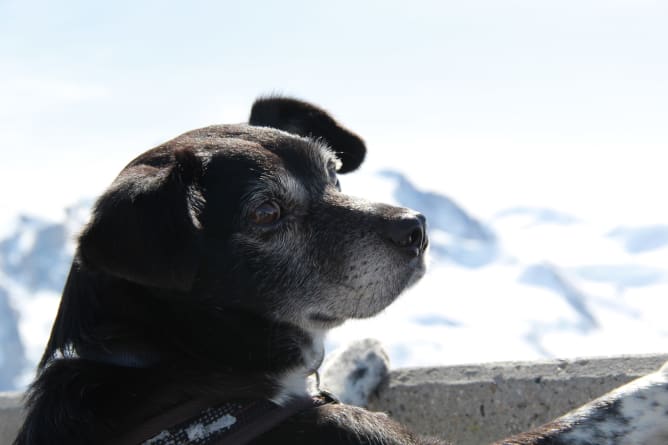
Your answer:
[248,97,366,173]
[78,148,204,291]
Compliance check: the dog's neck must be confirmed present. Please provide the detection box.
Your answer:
[271,328,327,405]
[46,264,325,377]
[40,263,337,433]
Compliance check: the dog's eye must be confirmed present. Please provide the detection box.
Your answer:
[250,201,281,225]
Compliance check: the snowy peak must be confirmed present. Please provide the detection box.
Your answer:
[0,287,25,390]
[0,200,91,292]
[608,225,668,254]
[0,199,91,390]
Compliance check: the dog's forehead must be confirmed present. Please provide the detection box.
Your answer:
[184,124,337,174]
[124,124,337,177]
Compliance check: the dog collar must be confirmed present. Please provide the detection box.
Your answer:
[109,392,339,445]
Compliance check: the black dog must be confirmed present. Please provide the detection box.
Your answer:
[15,98,668,445]
[15,97,435,444]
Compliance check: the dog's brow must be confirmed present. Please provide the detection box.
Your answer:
[243,171,307,206]
[276,172,308,203]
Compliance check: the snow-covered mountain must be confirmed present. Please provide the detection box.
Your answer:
[0,200,90,390]
[1,170,666,391]
[0,287,24,390]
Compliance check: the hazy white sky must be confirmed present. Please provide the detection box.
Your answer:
[1,0,667,224]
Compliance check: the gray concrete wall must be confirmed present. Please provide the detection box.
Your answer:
[368,354,668,445]
[0,392,21,445]
[1,354,666,445]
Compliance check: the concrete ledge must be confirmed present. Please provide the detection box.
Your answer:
[368,354,668,445]
[1,354,666,445]
[0,392,22,445]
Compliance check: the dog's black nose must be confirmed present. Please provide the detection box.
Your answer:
[384,213,428,257]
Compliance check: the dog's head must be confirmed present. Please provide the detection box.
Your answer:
[78,97,428,332]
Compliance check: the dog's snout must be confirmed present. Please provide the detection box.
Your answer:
[384,213,428,257]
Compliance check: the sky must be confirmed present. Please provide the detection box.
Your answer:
[1,0,667,225]
[1,1,668,382]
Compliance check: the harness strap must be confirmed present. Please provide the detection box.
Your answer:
[109,392,338,445]
[211,394,334,445]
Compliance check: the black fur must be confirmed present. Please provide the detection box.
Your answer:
[15,97,435,445]
[249,97,366,174]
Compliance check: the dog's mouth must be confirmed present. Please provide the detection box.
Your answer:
[308,312,344,328]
